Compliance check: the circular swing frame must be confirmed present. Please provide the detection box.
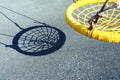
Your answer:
[66,0,120,43]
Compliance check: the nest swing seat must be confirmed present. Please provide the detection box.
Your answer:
[66,0,120,43]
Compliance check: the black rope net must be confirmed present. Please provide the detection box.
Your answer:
[17,26,60,53]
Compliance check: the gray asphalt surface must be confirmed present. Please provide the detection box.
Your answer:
[0,0,120,80]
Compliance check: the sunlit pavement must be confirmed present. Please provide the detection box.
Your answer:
[0,0,120,80]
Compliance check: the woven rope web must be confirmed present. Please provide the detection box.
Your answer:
[72,3,120,32]
[18,27,60,53]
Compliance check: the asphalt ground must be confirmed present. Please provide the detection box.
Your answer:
[0,0,120,80]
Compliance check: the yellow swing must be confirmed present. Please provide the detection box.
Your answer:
[66,0,120,43]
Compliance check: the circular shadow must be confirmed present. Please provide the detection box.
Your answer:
[12,25,66,56]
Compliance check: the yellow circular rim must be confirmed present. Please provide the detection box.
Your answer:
[66,0,120,43]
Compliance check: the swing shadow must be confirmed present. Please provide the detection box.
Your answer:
[11,25,66,56]
[0,6,66,56]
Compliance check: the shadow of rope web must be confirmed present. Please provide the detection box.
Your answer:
[0,6,66,56]
[11,25,66,56]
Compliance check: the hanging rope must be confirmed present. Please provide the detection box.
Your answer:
[71,2,120,32]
